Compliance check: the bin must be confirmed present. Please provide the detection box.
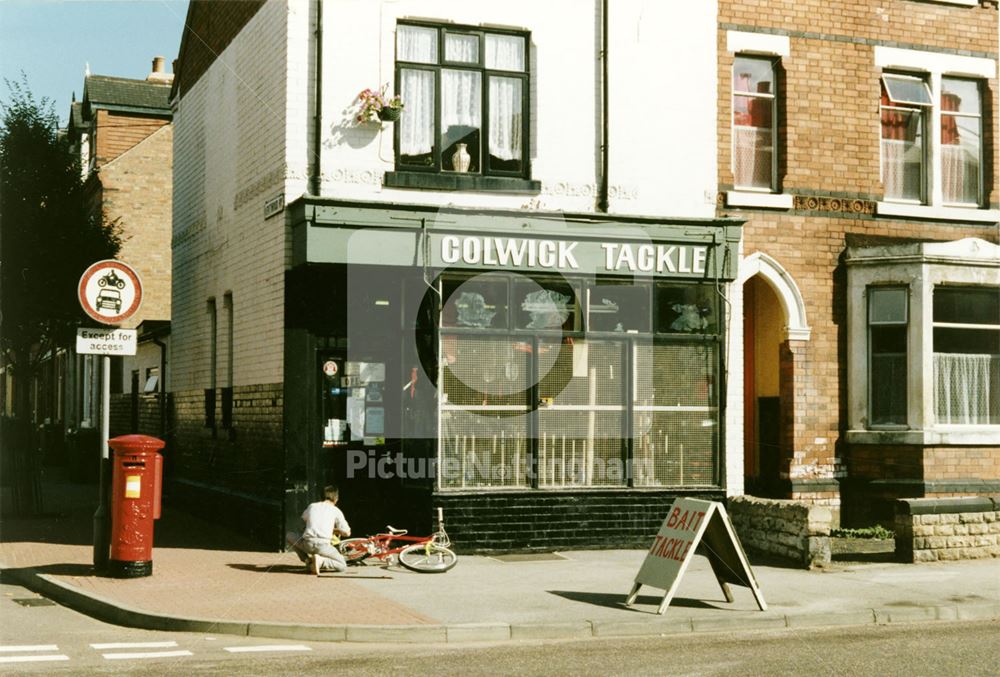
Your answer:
[107,434,165,578]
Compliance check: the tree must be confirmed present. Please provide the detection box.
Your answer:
[0,75,120,513]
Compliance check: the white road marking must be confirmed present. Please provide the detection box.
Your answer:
[0,645,59,652]
[102,650,193,660]
[224,644,313,653]
[90,641,178,649]
[0,655,70,664]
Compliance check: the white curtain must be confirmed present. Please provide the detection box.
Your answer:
[485,34,525,71]
[881,139,921,201]
[400,69,434,156]
[397,25,436,63]
[733,126,772,189]
[445,34,478,63]
[489,77,522,161]
[941,143,979,205]
[441,69,481,129]
[934,353,999,424]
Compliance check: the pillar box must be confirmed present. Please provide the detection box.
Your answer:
[107,434,165,578]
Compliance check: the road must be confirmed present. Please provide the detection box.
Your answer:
[1,581,996,675]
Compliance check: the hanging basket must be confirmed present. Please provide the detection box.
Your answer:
[378,106,402,122]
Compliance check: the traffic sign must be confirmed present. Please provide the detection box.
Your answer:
[76,327,137,356]
[78,260,143,325]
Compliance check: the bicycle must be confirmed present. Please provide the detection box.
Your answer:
[337,508,458,573]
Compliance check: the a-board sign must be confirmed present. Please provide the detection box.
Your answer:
[76,327,137,356]
[626,498,766,614]
[78,259,143,325]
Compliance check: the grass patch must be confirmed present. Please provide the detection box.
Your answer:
[831,525,894,539]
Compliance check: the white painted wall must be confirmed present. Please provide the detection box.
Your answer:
[315,0,718,217]
[172,0,293,390]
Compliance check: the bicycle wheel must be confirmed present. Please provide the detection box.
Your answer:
[398,542,458,573]
[338,538,371,562]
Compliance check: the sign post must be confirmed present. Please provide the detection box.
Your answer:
[78,260,142,570]
[626,498,766,614]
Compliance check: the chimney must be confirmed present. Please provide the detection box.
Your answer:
[147,56,174,84]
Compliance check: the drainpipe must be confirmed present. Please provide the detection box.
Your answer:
[597,0,609,213]
[311,0,324,196]
[153,338,167,438]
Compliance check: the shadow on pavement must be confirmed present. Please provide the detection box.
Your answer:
[548,590,720,611]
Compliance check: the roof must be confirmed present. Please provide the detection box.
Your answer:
[70,101,84,129]
[83,75,172,117]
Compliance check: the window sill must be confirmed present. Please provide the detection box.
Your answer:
[385,171,541,194]
[847,427,1000,446]
[727,191,793,210]
[876,201,1000,224]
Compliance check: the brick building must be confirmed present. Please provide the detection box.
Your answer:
[168,0,997,549]
[58,59,174,450]
[716,0,999,524]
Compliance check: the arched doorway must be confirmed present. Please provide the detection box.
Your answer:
[739,253,810,496]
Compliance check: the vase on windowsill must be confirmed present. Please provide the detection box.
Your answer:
[452,143,471,173]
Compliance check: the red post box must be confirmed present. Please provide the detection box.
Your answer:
[107,434,165,578]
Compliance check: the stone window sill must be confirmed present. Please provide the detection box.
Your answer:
[726,191,793,209]
[846,427,1000,446]
[385,171,541,194]
[876,201,1000,224]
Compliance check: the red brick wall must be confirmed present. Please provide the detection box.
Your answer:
[94,110,170,168]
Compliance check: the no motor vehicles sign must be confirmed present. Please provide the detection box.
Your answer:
[78,259,143,325]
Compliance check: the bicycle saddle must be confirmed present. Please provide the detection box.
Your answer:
[386,525,408,535]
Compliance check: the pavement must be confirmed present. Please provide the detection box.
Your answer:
[1,469,998,644]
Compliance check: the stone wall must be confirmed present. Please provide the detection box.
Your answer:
[728,495,832,568]
[895,497,1000,563]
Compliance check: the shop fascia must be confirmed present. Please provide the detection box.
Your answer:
[440,234,709,275]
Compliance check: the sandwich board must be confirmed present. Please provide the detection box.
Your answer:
[626,498,766,614]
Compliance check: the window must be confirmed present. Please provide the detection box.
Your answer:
[733,55,777,191]
[437,273,721,490]
[395,23,529,178]
[933,286,999,425]
[868,287,908,426]
[940,78,982,206]
[880,73,931,202]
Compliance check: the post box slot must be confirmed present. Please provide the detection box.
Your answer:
[122,462,146,468]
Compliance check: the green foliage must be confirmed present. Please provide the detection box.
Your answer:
[0,74,121,371]
[831,525,895,540]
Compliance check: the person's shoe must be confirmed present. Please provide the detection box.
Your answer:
[312,555,322,576]
[304,555,315,573]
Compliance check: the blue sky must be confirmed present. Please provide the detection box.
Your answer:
[0,0,188,125]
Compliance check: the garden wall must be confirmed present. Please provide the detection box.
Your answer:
[894,497,1000,563]
[727,496,832,568]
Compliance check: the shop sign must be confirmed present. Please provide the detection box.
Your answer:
[626,498,766,614]
[439,235,709,276]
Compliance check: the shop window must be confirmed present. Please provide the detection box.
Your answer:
[587,283,650,333]
[633,343,718,487]
[933,286,999,425]
[868,287,908,426]
[880,73,931,203]
[394,23,530,180]
[436,272,723,491]
[656,283,719,335]
[733,55,778,191]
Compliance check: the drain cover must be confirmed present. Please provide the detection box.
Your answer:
[13,598,56,607]
[489,552,569,562]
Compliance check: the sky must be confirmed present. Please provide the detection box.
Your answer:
[0,0,189,126]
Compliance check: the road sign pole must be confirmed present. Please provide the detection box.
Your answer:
[93,355,111,570]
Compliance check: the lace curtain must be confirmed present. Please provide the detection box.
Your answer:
[934,353,1000,425]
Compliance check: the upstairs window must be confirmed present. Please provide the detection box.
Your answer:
[940,78,982,206]
[396,23,529,178]
[732,55,777,191]
[880,73,932,202]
